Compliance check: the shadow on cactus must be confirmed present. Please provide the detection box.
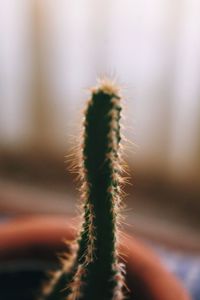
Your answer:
[40,79,128,300]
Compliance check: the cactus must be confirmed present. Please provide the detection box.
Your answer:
[41,79,126,300]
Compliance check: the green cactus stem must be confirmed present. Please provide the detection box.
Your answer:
[41,79,126,300]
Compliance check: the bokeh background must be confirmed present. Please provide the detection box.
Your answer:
[0,0,200,255]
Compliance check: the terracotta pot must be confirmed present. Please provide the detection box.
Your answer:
[0,215,191,300]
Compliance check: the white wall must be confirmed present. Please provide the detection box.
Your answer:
[0,0,199,182]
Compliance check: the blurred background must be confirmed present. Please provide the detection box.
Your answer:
[0,0,200,251]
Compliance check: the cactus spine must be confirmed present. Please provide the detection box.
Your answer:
[41,79,126,300]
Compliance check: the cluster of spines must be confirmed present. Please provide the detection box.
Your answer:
[40,79,126,300]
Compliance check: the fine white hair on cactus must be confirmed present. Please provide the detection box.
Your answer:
[91,77,121,97]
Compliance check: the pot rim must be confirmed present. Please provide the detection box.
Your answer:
[0,215,191,300]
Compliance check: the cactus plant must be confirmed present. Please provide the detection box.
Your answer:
[41,79,126,300]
